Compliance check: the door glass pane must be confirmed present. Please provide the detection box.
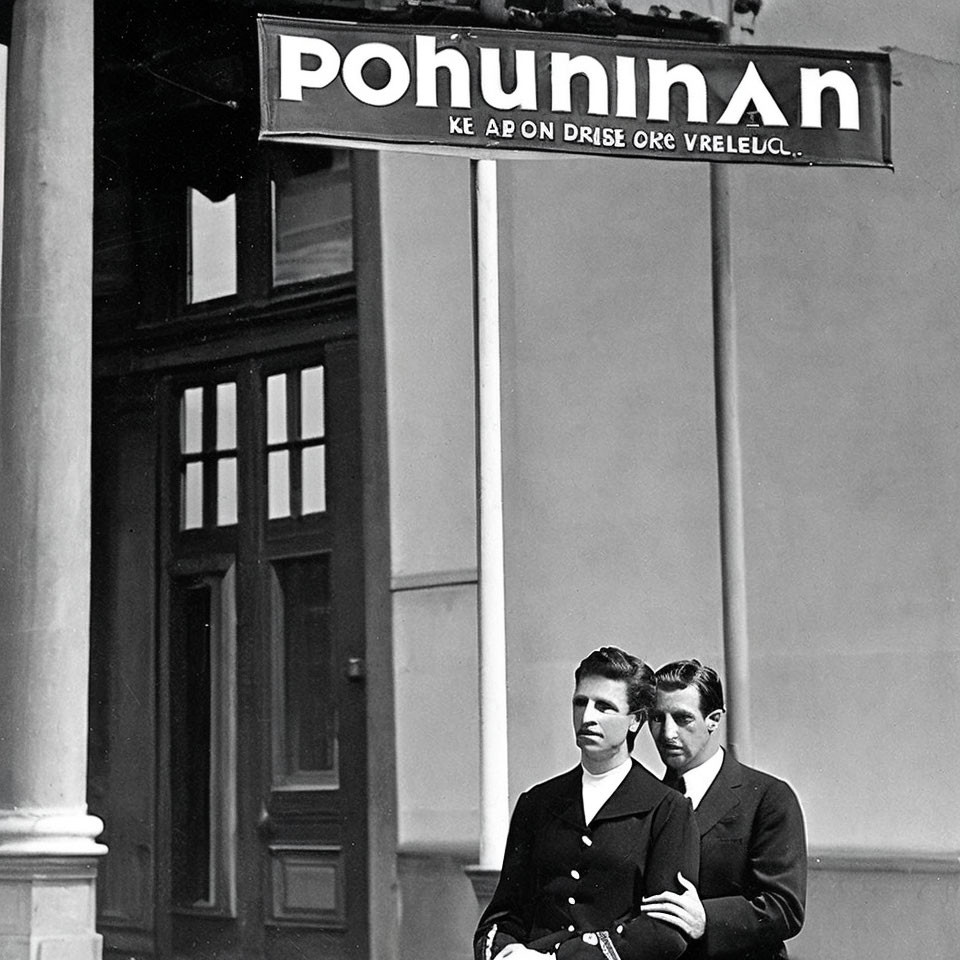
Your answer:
[272,556,336,783]
[168,568,237,917]
[302,445,326,515]
[183,461,203,530]
[268,451,291,519]
[272,151,353,286]
[218,457,238,527]
[181,387,203,454]
[188,189,237,304]
[216,382,237,450]
[301,365,325,440]
[267,374,288,445]
[170,581,212,906]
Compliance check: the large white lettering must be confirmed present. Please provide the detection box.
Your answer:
[800,68,860,129]
[279,35,341,101]
[479,48,538,110]
[274,31,873,138]
[342,42,410,106]
[647,60,707,122]
[415,36,471,108]
[717,61,788,126]
[615,56,637,119]
[551,53,609,115]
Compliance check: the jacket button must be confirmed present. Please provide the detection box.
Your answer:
[581,835,592,846]
[570,869,580,880]
[567,926,576,933]
[568,897,576,905]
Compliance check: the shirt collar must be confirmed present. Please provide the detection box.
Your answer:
[581,756,633,783]
[682,745,724,809]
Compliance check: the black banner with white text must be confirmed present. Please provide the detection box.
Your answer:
[259,16,892,167]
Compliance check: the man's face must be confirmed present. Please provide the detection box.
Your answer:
[648,685,721,775]
[572,674,640,771]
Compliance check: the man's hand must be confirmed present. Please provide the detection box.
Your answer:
[495,945,556,960]
[640,872,706,940]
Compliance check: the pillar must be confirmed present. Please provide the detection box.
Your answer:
[0,0,105,956]
[471,158,510,873]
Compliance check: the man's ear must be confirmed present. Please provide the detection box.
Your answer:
[705,709,724,733]
[630,712,643,732]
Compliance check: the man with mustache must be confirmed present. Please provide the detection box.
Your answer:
[474,647,699,960]
[640,660,806,959]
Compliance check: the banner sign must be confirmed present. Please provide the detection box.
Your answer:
[259,16,892,168]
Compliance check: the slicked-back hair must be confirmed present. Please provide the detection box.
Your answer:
[575,647,656,750]
[655,659,725,716]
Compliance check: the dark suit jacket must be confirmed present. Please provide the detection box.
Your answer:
[475,760,700,960]
[686,753,806,960]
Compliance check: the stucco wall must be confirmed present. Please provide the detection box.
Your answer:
[378,2,960,957]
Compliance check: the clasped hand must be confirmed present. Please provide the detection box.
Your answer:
[639,872,706,940]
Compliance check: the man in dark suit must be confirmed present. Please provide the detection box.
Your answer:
[474,647,700,960]
[640,660,806,960]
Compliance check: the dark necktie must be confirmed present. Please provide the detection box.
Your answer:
[664,772,686,795]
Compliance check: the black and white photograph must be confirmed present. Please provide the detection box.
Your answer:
[0,1,954,959]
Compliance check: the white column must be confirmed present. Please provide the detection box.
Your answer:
[710,8,752,764]
[0,0,105,954]
[471,159,511,869]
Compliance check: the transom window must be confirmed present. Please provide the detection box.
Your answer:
[272,150,354,286]
[186,148,354,307]
[187,190,238,304]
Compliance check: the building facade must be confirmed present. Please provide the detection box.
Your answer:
[0,1,958,960]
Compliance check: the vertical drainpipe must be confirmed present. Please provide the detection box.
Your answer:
[711,3,752,763]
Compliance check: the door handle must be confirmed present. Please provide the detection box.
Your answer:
[345,657,366,681]
[257,805,276,839]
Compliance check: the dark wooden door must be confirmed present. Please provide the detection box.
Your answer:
[160,341,367,960]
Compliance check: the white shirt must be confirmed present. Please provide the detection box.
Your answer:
[581,757,632,824]
[681,746,724,810]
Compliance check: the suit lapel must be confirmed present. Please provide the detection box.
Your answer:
[693,751,742,837]
[544,766,587,828]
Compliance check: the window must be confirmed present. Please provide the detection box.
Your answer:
[266,364,326,520]
[179,381,238,530]
[271,149,353,287]
[187,189,238,304]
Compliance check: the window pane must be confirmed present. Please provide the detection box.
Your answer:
[217,457,238,526]
[189,189,237,304]
[216,382,236,451]
[301,365,325,440]
[181,387,203,454]
[268,451,290,519]
[272,152,353,286]
[273,556,336,778]
[183,461,203,530]
[302,445,326,515]
[267,374,288,445]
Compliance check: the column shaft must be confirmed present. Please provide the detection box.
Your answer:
[0,0,104,873]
